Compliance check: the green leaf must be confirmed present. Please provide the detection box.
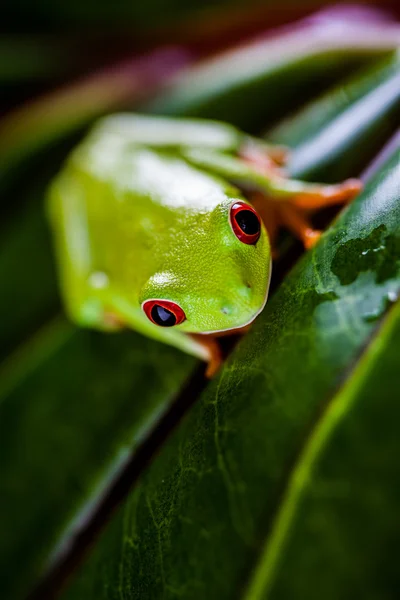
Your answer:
[0,321,196,600]
[61,140,400,599]
[246,298,400,600]
[0,194,59,362]
[267,51,400,181]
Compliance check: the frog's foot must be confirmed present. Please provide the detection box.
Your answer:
[241,143,362,210]
[262,144,289,166]
[190,334,222,378]
[204,339,223,379]
[240,143,288,177]
[284,178,362,210]
[278,204,322,250]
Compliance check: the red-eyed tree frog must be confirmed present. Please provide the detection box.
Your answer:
[48,114,361,375]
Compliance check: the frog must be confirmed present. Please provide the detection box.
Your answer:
[47,114,361,376]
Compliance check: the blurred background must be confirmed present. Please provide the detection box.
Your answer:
[2,0,400,116]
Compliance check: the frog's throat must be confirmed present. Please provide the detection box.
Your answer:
[198,258,272,335]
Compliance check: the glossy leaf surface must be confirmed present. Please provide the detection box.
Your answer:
[247,299,400,600]
[268,51,400,181]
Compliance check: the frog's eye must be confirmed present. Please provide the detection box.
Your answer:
[142,300,186,327]
[230,201,261,245]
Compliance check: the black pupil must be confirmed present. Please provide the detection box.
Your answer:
[151,305,177,327]
[235,210,260,235]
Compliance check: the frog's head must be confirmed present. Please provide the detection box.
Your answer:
[140,198,271,334]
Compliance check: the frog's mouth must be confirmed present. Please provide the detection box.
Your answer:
[198,258,272,335]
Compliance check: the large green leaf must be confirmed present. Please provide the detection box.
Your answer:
[246,299,400,600]
[61,140,400,599]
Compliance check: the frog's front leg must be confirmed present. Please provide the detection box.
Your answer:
[189,334,222,378]
[262,174,362,210]
[243,145,361,250]
[276,204,322,249]
[191,323,253,378]
[241,144,362,209]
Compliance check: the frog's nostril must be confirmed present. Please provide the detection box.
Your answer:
[221,307,229,315]
[246,282,252,289]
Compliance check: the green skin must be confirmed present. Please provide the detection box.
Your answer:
[47,114,314,360]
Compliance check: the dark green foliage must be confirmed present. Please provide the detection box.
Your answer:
[0,323,195,600]
[270,53,400,181]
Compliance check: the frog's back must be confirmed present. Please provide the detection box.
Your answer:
[49,121,238,303]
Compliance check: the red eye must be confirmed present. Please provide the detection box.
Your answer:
[143,300,186,327]
[230,201,261,245]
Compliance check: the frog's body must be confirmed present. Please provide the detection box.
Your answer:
[48,114,361,374]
